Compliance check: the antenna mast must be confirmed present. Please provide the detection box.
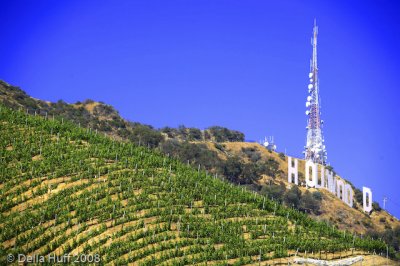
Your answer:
[304,20,327,165]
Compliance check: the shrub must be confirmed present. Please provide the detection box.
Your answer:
[214,143,225,151]
[300,191,321,214]
[261,182,286,202]
[241,147,261,162]
[284,185,302,208]
[372,201,382,212]
[354,188,363,205]
[206,126,245,142]
[312,191,322,201]
[223,156,243,183]
[188,128,202,141]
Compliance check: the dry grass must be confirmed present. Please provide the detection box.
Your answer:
[204,141,400,235]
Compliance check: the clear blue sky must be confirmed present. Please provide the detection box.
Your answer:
[1,0,400,219]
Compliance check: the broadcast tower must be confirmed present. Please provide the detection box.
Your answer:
[304,20,327,165]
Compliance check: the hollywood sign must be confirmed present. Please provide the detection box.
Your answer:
[287,157,373,213]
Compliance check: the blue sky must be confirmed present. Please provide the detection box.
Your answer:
[1,0,400,219]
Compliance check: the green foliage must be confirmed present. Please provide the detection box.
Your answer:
[214,143,225,152]
[161,140,221,169]
[312,191,322,201]
[261,182,286,202]
[354,188,363,205]
[366,226,400,253]
[300,191,321,214]
[223,156,243,183]
[188,128,202,141]
[241,147,261,162]
[260,158,280,178]
[373,201,382,212]
[0,99,394,264]
[284,185,302,208]
[128,123,164,148]
[222,156,280,185]
[206,126,245,142]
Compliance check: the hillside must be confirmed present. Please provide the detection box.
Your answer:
[205,142,400,235]
[1,81,400,252]
[0,80,244,147]
[1,105,397,265]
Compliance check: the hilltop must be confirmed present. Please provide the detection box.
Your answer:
[0,80,244,146]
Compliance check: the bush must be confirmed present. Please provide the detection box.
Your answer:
[372,201,382,212]
[258,158,280,178]
[261,182,286,202]
[300,191,321,214]
[129,124,164,148]
[362,218,372,228]
[206,126,245,142]
[284,185,302,208]
[160,127,177,138]
[241,147,261,162]
[214,143,225,151]
[188,128,202,141]
[223,156,243,183]
[161,140,221,170]
[312,191,322,201]
[354,188,363,205]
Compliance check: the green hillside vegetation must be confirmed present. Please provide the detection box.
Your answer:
[0,80,244,148]
[2,81,400,260]
[0,105,392,265]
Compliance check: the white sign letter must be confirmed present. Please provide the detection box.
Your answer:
[326,169,336,194]
[336,178,345,201]
[316,166,325,189]
[344,183,353,208]
[287,157,298,185]
[363,187,373,213]
[305,160,317,188]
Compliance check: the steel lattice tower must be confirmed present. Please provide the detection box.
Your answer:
[304,20,327,165]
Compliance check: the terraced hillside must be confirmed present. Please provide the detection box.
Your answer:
[0,105,392,265]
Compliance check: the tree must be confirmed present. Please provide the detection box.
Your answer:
[284,185,302,208]
[188,128,202,141]
[223,156,243,183]
[261,182,286,202]
[206,126,245,142]
[129,124,164,148]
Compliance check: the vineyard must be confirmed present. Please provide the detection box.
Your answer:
[0,105,391,265]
